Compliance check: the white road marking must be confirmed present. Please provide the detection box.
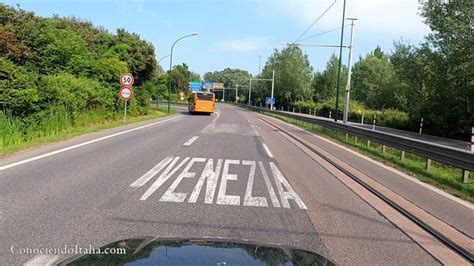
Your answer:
[188,159,223,204]
[201,109,221,133]
[0,115,181,171]
[250,124,260,136]
[140,157,189,201]
[243,160,268,207]
[262,143,274,158]
[259,161,281,208]
[183,136,199,146]
[216,160,241,205]
[130,156,173,187]
[135,156,304,209]
[160,158,206,202]
[25,255,59,266]
[270,162,307,209]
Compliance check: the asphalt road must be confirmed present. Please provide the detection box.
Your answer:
[0,103,458,265]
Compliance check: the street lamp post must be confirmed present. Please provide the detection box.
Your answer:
[168,32,198,113]
[156,55,170,107]
[270,70,275,110]
[158,55,171,65]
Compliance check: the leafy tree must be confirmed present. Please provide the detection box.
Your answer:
[311,53,346,102]
[203,68,251,88]
[260,46,313,106]
[168,63,194,93]
[351,49,401,110]
[203,68,251,102]
[418,0,473,139]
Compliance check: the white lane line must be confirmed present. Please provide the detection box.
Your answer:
[25,255,59,266]
[0,115,181,171]
[262,143,274,158]
[250,124,260,136]
[130,156,173,187]
[183,136,199,146]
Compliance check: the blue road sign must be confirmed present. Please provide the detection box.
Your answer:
[202,82,214,87]
[265,97,275,105]
[190,85,202,92]
[188,81,202,92]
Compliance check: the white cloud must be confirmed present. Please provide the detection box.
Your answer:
[216,37,270,52]
[269,0,429,40]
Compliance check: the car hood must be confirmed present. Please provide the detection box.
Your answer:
[60,237,333,265]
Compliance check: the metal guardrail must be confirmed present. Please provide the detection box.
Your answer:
[153,100,189,107]
[238,104,474,175]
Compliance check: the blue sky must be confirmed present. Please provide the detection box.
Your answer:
[4,0,430,77]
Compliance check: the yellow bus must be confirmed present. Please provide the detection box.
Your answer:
[188,92,215,114]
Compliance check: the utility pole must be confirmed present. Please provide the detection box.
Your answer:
[334,0,347,121]
[343,18,357,124]
[235,84,238,103]
[258,55,262,75]
[248,78,252,105]
[270,70,275,110]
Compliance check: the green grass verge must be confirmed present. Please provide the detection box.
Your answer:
[265,112,474,202]
[0,107,175,157]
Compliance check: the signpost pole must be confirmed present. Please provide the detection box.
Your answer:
[270,70,275,110]
[123,100,127,124]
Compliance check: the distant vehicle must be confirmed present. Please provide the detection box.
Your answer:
[59,237,334,265]
[188,92,215,114]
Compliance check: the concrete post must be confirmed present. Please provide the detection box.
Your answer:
[425,159,432,170]
[462,170,469,183]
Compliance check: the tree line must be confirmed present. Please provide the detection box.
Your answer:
[205,0,472,140]
[0,4,165,147]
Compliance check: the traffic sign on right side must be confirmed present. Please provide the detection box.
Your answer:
[265,97,275,105]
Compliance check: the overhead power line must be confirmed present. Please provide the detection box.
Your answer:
[293,0,337,43]
[298,24,350,42]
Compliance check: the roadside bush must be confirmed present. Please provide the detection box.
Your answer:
[0,58,40,116]
[39,73,115,119]
[290,97,410,130]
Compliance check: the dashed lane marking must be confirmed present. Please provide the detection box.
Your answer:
[262,143,274,158]
[183,136,199,146]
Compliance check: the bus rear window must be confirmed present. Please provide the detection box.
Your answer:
[197,93,213,101]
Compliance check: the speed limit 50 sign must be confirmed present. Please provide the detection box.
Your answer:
[120,73,134,87]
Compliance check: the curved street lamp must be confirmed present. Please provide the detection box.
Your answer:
[168,32,198,113]
[156,55,170,107]
[158,54,171,65]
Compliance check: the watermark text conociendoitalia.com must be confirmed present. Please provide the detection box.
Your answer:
[10,244,126,255]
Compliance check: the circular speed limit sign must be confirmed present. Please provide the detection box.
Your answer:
[120,73,134,87]
[119,87,133,100]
